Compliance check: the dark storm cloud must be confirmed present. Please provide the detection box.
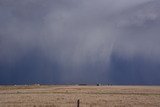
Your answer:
[0,0,160,84]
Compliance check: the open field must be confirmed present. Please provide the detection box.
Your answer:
[0,85,160,107]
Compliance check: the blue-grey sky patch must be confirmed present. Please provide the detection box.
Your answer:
[0,0,160,85]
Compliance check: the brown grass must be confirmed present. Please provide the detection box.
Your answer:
[0,85,160,107]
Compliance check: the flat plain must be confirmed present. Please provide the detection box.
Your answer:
[0,85,160,107]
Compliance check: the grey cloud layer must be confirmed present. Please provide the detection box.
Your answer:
[114,0,160,60]
[0,0,160,84]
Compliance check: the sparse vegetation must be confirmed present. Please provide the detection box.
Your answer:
[0,85,160,107]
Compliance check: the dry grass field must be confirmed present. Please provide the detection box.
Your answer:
[0,85,160,107]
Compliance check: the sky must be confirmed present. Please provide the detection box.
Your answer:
[0,0,160,85]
